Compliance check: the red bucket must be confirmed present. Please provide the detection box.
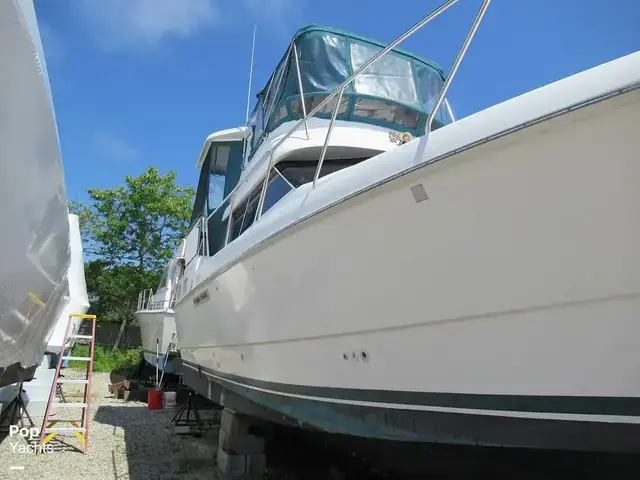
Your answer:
[148,389,163,410]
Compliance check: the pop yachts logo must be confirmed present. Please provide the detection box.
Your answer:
[8,426,54,454]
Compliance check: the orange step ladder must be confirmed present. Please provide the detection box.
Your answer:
[38,313,96,454]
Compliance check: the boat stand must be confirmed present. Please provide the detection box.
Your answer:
[0,382,35,432]
[171,391,206,436]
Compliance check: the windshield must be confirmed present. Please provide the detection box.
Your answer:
[157,265,170,291]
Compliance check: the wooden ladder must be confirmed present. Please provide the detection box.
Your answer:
[38,313,96,454]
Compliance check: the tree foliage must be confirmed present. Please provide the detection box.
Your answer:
[71,167,195,323]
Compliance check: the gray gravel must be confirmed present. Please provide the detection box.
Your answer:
[0,372,220,480]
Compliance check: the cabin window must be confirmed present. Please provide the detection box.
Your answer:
[295,34,349,94]
[276,159,366,187]
[227,169,294,243]
[267,105,289,131]
[352,98,420,129]
[230,208,244,241]
[208,145,230,212]
[232,190,261,241]
[414,62,450,126]
[207,196,230,257]
[263,169,294,213]
[290,95,349,117]
[264,59,289,119]
[350,42,418,107]
[157,265,170,291]
[242,193,261,233]
[157,261,179,291]
[192,141,244,227]
[247,102,265,155]
[209,174,225,212]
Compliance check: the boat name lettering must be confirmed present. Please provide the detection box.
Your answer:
[193,289,210,307]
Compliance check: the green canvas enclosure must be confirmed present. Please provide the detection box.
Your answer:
[245,25,452,162]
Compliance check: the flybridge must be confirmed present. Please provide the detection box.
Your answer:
[245,24,454,162]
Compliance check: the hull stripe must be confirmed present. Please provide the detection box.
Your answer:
[183,360,640,417]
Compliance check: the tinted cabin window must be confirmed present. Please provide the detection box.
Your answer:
[206,142,244,257]
[230,189,260,242]
[241,193,260,233]
[278,158,369,187]
[263,171,293,213]
[230,207,244,241]
[226,158,370,244]
[228,171,293,243]
[208,145,229,212]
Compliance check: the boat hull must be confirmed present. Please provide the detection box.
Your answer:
[175,56,640,451]
[46,214,90,355]
[136,310,181,374]
[0,0,70,387]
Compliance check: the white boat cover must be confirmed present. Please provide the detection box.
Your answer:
[0,0,71,386]
[46,214,90,354]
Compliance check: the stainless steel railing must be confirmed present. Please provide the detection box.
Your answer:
[137,288,174,311]
[181,0,491,266]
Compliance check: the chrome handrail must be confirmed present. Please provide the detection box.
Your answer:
[254,0,490,219]
[262,0,465,163]
[137,288,154,311]
[181,0,491,261]
[292,43,309,140]
[426,0,490,133]
[137,287,174,311]
[444,99,456,122]
[313,85,345,188]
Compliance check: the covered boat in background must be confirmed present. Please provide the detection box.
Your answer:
[0,0,71,387]
[46,213,90,360]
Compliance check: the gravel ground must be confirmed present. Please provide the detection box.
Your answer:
[4,372,637,480]
[0,371,220,480]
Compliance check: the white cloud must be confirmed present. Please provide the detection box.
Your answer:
[92,131,137,163]
[78,0,219,50]
[78,0,304,50]
[241,0,304,31]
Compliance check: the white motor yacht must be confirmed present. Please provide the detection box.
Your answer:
[173,0,640,452]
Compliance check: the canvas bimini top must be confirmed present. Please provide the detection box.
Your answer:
[245,24,453,161]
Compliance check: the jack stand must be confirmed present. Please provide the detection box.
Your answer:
[171,391,205,436]
[0,382,35,432]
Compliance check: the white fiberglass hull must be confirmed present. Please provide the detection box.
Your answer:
[175,52,640,451]
[0,0,70,387]
[136,310,181,374]
[46,214,90,355]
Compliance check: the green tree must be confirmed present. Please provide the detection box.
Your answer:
[72,167,195,324]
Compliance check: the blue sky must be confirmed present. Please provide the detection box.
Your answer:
[34,0,639,203]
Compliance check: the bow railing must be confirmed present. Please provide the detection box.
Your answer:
[137,288,173,311]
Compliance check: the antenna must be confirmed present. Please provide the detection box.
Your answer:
[241,24,257,166]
